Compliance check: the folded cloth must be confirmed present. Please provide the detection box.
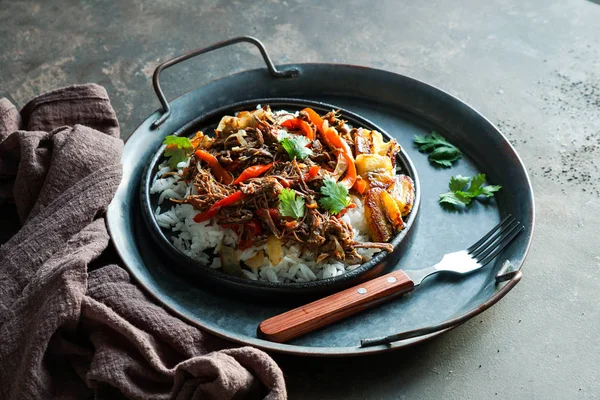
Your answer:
[0,84,286,400]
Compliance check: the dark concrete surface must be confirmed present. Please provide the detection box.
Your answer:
[2,0,599,398]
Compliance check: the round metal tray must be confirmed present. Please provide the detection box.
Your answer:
[106,38,534,356]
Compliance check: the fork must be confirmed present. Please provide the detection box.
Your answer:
[258,215,524,343]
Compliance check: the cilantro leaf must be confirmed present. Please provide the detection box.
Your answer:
[413,133,443,151]
[439,191,471,205]
[318,177,351,214]
[164,135,193,148]
[429,146,462,167]
[414,131,462,167]
[278,188,305,219]
[448,175,471,192]
[480,185,502,197]
[439,174,502,207]
[163,135,193,170]
[468,173,486,195]
[278,131,313,160]
[164,147,188,170]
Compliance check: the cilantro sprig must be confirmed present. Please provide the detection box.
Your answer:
[414,131,462,167]
[318,178,351,215]
[278,188,305,219]
[278,131,313,160]
[163,135,193,170]
[439,174,502,206]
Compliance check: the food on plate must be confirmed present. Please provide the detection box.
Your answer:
[151,106,415,283]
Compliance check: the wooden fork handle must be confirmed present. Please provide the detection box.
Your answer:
[258,270,415,343]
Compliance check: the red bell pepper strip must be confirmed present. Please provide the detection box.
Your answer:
[336,202,357,219]
[281,118,316,140]
[267,208,280,220]
[233,163,273,185]
[245,219,263,236]
[352,176,368,194]
[276,177,292,188]
[301,108,357,188]
[238,239,253,250]
[193,191,246,223]
[195,150,233,184]
[303,165,321,181]
[258,208,280,221]
[283,220,298,229]
[339,154,357,189]
[237,219,263,249]
[224,160,242,172]
[322,126,357,189]
[190,131,205,149]
[301,108,325,135]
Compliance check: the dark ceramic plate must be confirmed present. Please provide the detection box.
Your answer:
[140,99,420,299]
[106,38,534,356]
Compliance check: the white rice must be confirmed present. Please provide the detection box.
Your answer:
[151,143,381,283]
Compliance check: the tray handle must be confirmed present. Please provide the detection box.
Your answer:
[151,36,299,129]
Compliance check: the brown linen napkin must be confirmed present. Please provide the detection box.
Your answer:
[0,84,286,400]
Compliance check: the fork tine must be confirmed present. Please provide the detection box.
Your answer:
[476,223,524,266]
[470,220,519,260]
[468,215,515,255]
[473,220,519,260]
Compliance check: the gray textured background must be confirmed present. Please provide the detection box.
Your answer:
[1,0,599,398]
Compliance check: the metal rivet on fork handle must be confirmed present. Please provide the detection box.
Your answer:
[357,288,367,294]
